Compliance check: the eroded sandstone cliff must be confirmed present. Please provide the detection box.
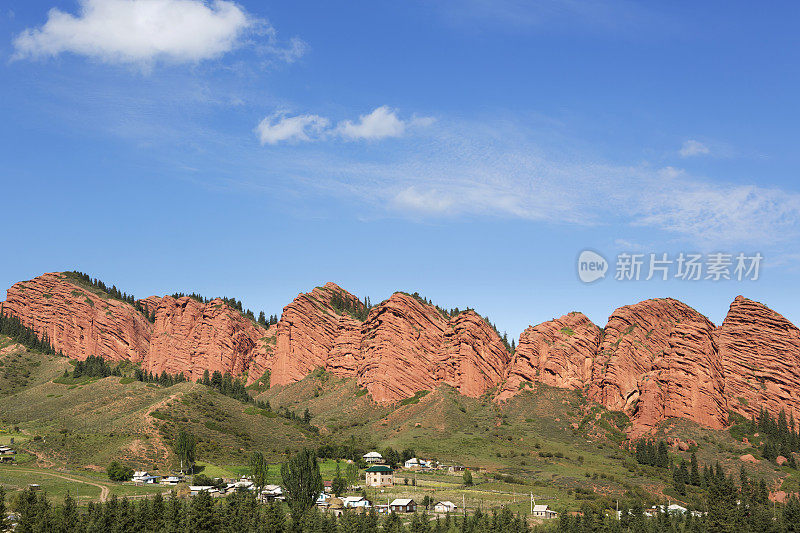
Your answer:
[4,273,800,434]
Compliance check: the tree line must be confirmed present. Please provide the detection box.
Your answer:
[0,309,61,356]
[170,293,278,328]
[400,292,515,354]
[2,488,533,533]
[70,355,120,379]
[634,439,670,468]
[134,368,189,387]
[749,407,800,466]
[66,271,155,323]
[329,292,372,322]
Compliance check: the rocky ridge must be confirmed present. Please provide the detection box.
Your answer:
[3,273,800,434]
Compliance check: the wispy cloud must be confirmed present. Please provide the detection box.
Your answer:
[12,0,305,68]
[679,139,710,157]
[255,106,434,144]
[255,111,329,145]
[265,120,800,247]
[338,106,407,140]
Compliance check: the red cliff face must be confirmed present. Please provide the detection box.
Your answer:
[356,297,512,403]
[439,310,513,398]
[270,283,367,386]
[587,298,715,413]
[496,312,600,402]
[632,320,727,436]
[325,314,364,377]
[1,273,152,363]
[144,295,272,381]
[356,294,448,403]
[715,296,800,422]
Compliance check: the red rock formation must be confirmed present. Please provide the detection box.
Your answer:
[632,320,727,435]
[588,298,711,410]
[715,296,800,422]
[270,283,366,386]
[144,295,272,380]
[326,314,364,377]
[357,293,447,403]
[1,272,152,363]
[356,297,512,403]
[244,323,277,386]
[439,310,513,398]
[5,272,800,433]
[138,296,163,316]
[496,312,600,402]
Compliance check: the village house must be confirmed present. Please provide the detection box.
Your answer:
[640,503,700,518]
[365,465,394,487]
[0,446,15,463]
[532,505,558,519]
[259,484,284,502]
[434,501,458,513]
[161,476,182,486]
[327,497,345,516]
[404,457,431,470]
[389,498,417,513]
[316,492,332,508]
[342,496,371,509]
[362,451,384,464]
[132,471,161,485]
[189,485,217,496]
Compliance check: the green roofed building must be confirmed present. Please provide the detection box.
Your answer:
[365,465,394,487]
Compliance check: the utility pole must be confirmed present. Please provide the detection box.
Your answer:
[530,493,534,514]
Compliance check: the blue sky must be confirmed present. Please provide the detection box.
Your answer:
[2,0,800,339]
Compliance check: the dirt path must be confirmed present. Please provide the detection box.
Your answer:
[13,468,110,501]
[143,392,183,461]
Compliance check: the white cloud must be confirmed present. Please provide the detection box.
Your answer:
[12,0,301,66]
[255,106,434,144]
[337,106,407,140]
[679,139,711,157]
[255,112,329,145]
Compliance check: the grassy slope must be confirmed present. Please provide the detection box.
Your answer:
[257,370,792,510]
[0,337,315,472]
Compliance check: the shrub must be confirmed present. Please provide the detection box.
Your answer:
[107,461,133,482]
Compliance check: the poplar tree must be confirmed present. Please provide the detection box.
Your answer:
[281,449,323,523]
[249,452,270,495]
